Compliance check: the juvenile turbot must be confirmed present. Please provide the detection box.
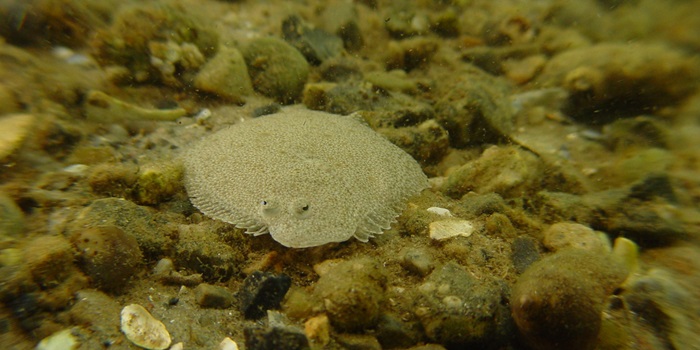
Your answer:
[184,108,428,248]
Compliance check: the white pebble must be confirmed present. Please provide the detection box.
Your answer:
[36,328,78,350]
[426,207,453,217]
[120,304,172,350]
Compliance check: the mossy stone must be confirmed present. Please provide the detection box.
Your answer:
[70,226,142,293]
[242,37,310,104]
[511,249,628,350]
[313,257,387,331]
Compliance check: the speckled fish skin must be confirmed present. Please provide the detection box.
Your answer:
[183,108,428,248]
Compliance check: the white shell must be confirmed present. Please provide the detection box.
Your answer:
[429,219,475,240]
[426,207,453,217]
[120,304,172,350]
[219,337,239,350]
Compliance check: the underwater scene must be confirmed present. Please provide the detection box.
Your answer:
[1,0,699,349]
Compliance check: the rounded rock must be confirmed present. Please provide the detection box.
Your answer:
[313,257,387,331]
[242,37,310,104]
[70,226,142,293]
[511,249,628,350]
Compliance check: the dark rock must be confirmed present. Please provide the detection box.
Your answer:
[175,223,242,281]
[414,262,513,348]
[511,235,541,274]
[378,119,450,166]
[453,192,507,218]
[335,333,382,350]
[251,104,282,118]
[320,1,363,51]
[244,324,309,350]
[282,15,343,65]
[194,283,234,308]
[511,249,628,350]
[602,116,670,151]
[375,313,422,349]
[239,271,292,320]
[319,57,362,82]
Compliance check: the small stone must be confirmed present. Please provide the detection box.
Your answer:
[543,222,609,253]
[426,207,452,217]
[194,283,234,308]
[400,247,435,276]
[375,313,421,349]
[244,324,309,350]
[69,198,171,259]
[282,15,343,65]
[443,146,542,199]
[0,114,35,161]
[70,226,143,293]
[239,271,292,320]
[511,249,628,350]
[304,314,330,346]
[194,46,253,103]
[335,333,382,350]
[242,37,310,104]
[24,235,74,288]
[511,235,541,274]
[131,161,184,205]
[120,304,171,350]
[36,328,79,350]
[87,163,138,198]
[219,337,239,350]
[313,257,387,331]
[69,289,122,342]
[429,219,475,241]
[414,262,512,348]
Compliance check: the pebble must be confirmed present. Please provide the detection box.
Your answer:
[244,323,309,350]
[238,271,292,320]
[282,15,343,65]
[543,222,609,253]
[69,198,170,258]
[511,249,628,350]
[194,46,253,103]
[511,235,541,274]
[219,337,240,350]
[24,235,75,288]
[304,314,330,346]
[36,328,79,350]
[120,304,172,350]
[194,283,235,308]
[69,226,143,293]
[313,257,387,331]
[426,207,452,217]
[375,313,421,349]
[429,219,475,241]
[442,145,542,199]
[414,262,512,347]
[0,113,35,161]
[335,333,382,350]
[242,37,310,104]
[132,161,184,205]
[400,247,435,276]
